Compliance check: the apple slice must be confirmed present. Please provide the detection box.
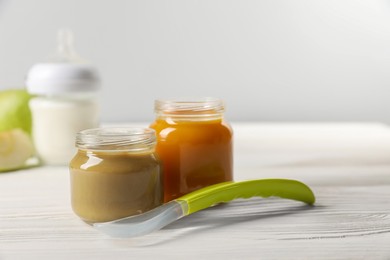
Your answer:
[0,129,35,172]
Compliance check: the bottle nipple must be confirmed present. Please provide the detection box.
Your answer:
[51,29,85,63]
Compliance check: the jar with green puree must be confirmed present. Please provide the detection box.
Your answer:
[69,127,163,223]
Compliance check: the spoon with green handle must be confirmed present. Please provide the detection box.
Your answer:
[94,179,315,237]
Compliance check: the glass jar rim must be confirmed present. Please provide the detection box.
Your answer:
[76,127,156,151]
[154,97,225,116]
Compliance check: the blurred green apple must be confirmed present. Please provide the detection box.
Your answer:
[0,129,35,172]
[0,89,32,134]
[0,89,35,172]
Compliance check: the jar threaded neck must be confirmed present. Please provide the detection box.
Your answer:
[76,127,156,151]
[154,98,225,120]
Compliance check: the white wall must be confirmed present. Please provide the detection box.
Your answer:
[0,0,390,122]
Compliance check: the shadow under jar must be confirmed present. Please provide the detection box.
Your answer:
[69,128,163,223]
[150,98,233,202]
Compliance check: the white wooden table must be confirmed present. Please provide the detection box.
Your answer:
[1,123,390,259]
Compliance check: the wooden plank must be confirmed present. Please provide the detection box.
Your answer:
[1,123,390,259]
[1,168,390,259]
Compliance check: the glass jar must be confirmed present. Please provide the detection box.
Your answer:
[150,98,233,202]
[69,127,163,223]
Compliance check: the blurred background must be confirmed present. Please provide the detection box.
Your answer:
[0,0,389,122]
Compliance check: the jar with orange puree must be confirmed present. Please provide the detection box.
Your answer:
[150,98,233,202]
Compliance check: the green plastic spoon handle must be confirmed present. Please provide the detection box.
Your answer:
[176,179,316,215]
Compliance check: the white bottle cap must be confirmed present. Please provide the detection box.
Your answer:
[26,29,100,95]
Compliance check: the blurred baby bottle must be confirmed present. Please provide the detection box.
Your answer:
[26,29,100,165]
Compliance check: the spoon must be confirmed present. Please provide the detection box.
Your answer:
[94,179,315,237]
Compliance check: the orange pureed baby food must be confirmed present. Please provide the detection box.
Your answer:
[150,98,233,202]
